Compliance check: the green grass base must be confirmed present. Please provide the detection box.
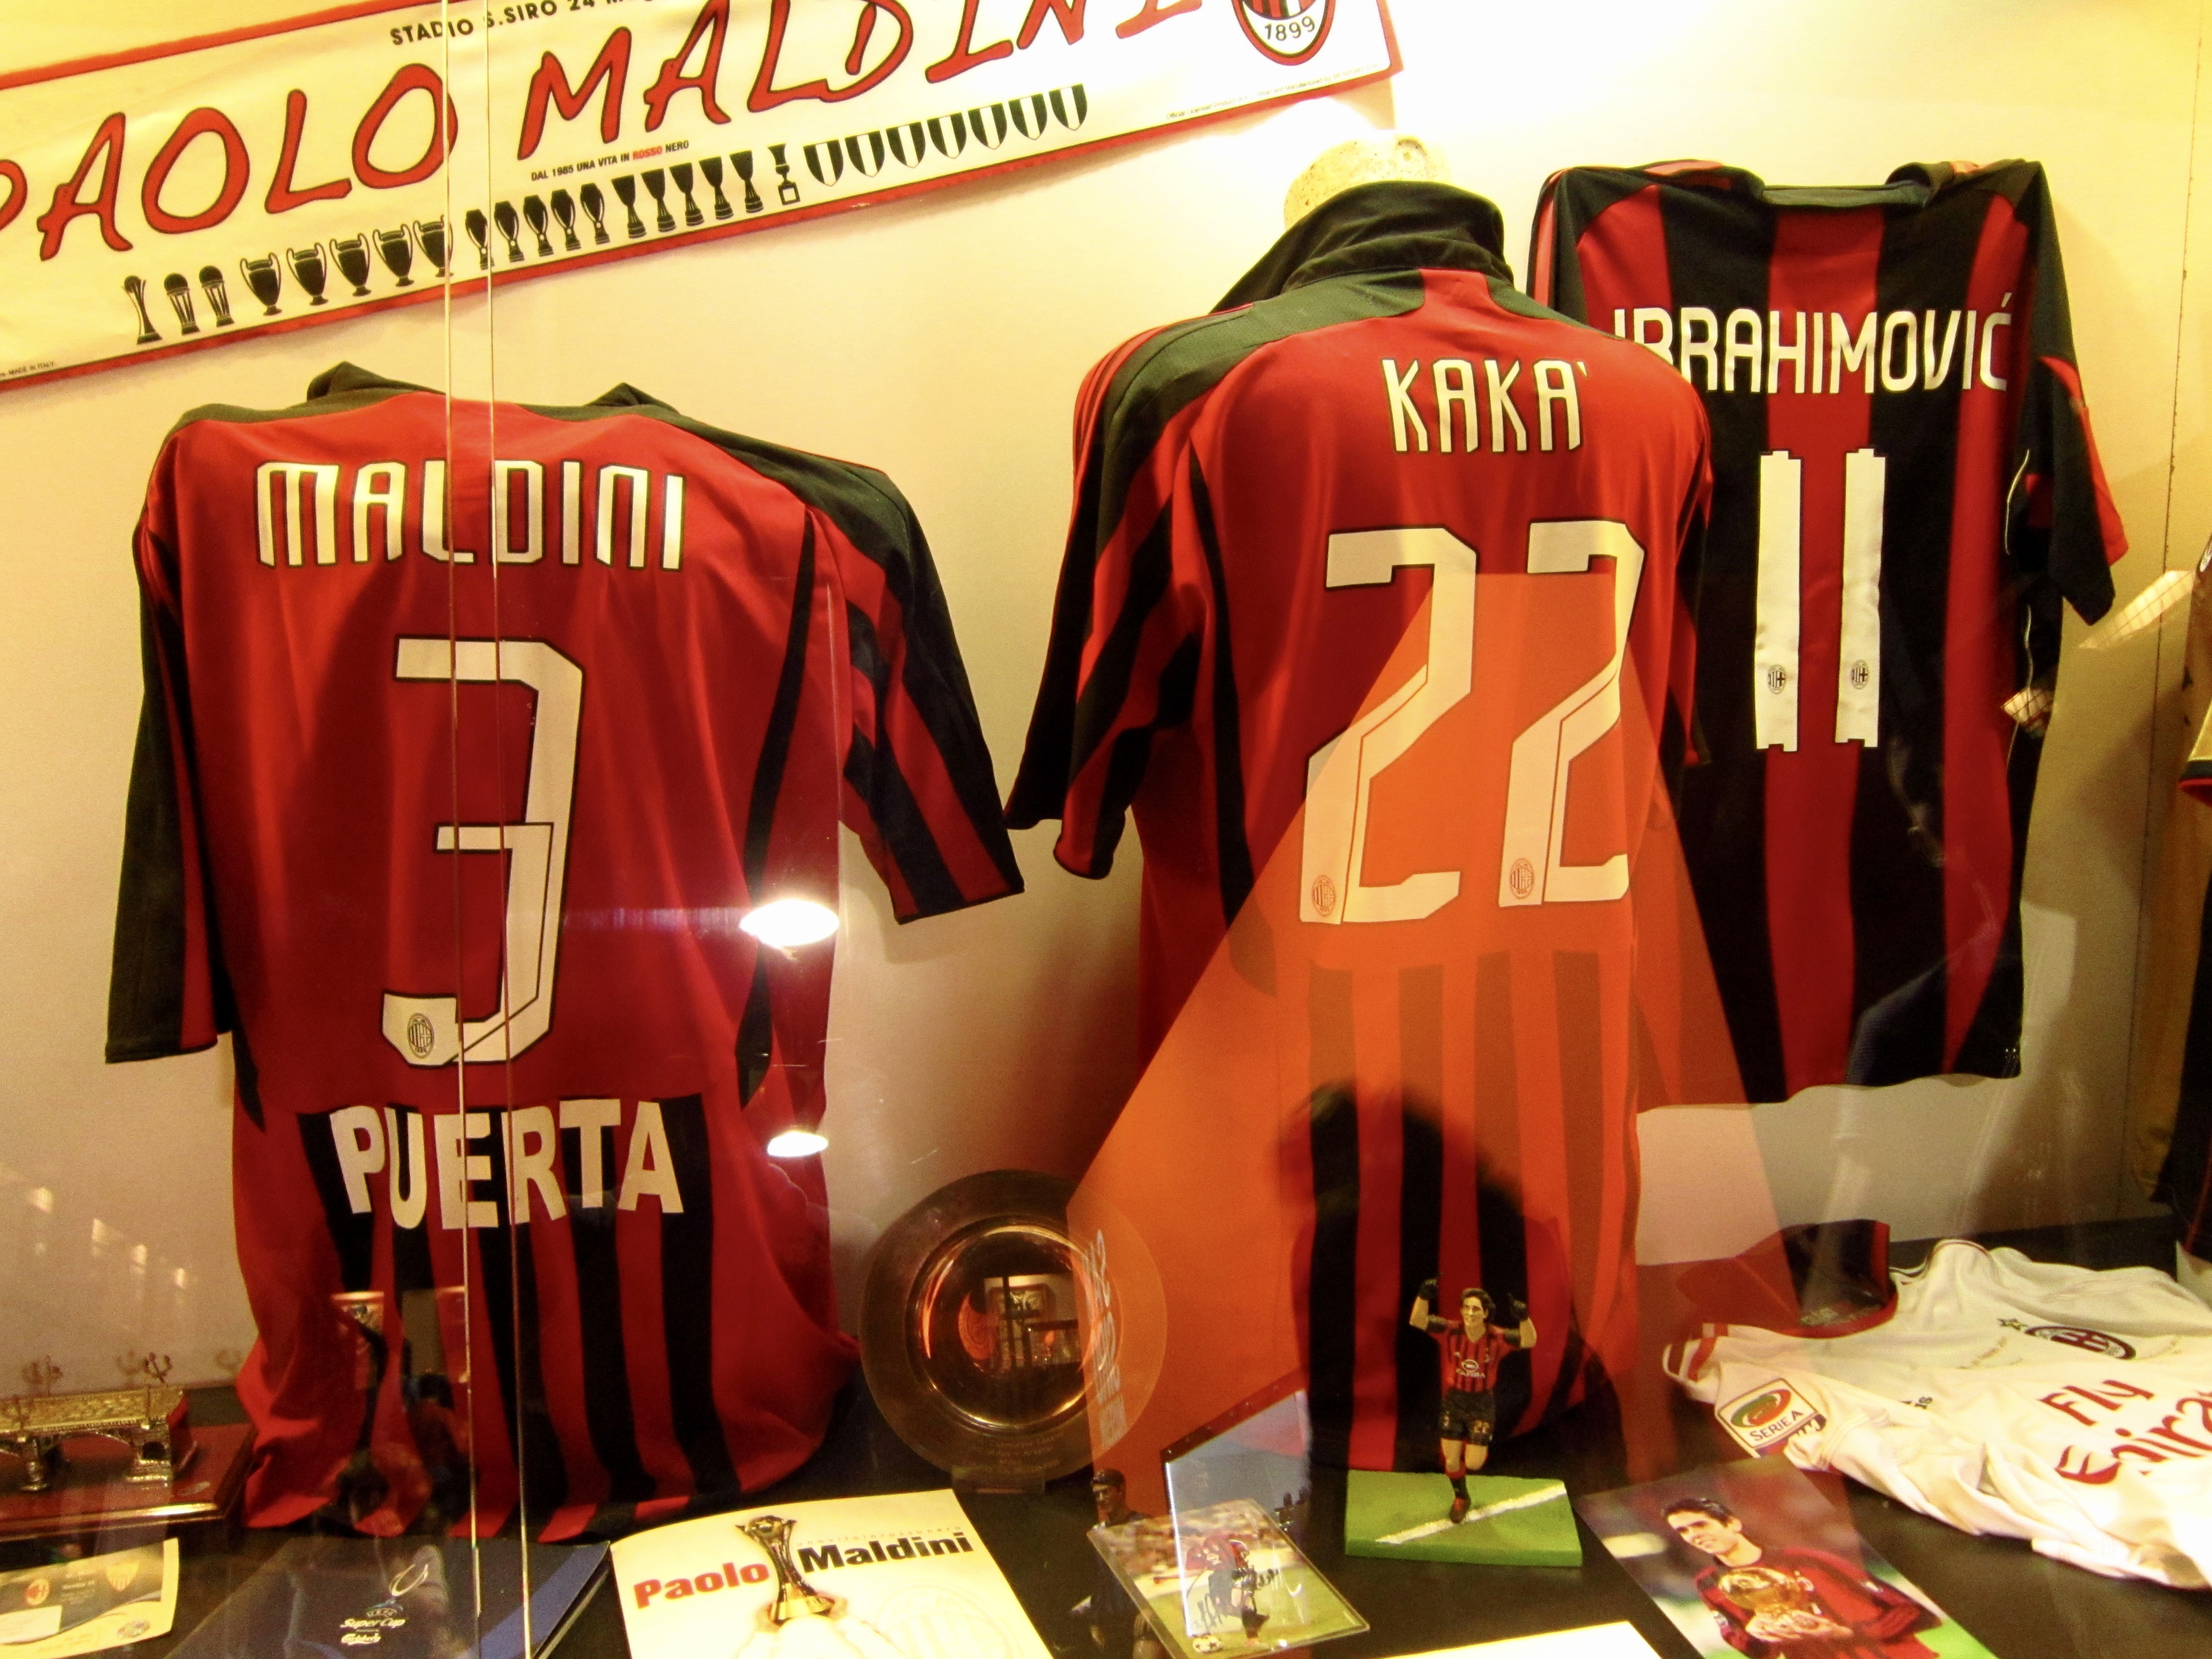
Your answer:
[1343,1471,1582,1567]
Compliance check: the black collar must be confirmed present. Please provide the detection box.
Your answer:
[303,361,674,412]
[1214,181,1514,310]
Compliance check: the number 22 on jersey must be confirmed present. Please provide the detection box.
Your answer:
[1300,521,1646,926]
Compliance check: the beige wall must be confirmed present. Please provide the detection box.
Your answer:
[0,0,2200,1382]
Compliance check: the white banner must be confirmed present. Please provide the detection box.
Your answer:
[0,0,1397,390]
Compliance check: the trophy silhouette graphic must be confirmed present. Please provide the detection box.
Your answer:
[699,156,733,220]
[523,195,553,257]
[493,201,524,263]
[198,265,235,327]
[670,161,705,227]
[642,168,675,234]
[731,151,766,215]
[611,174,646,239]
[288,243,330,306]
[122,276,160,343]
[464,208,491,269]
[333,234,373,296]
[578,181,611,244]
[550,188,581,250]
[373,227,414,287]
[416,217,451,277]
[739,1515,840,1626]
[162,272,201,335]
[768,144,801,206]
[240,254,283,314]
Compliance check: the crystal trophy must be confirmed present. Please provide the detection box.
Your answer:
[670,161,705,227]
[579,181,611,244]
[740,1515,840,1625]
[373,226,414,287]
[732,151,766,215]
[415,217,451,277]
[240,253,283,314]
[699,156,733,220]
[198,265,234,327]
[464,207,491,269]
[612,174,646,239]
[769,144,801,206]
[287,243,330,306]
[493,201,524,263]
[523,194,553,257]
[333,233,373,296]
[122,275,159,343]
[550,188,581,250]
[163,272,201,335]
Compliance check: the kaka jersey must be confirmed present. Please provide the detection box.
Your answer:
[1669,1242,2212,1588]
[1435,1324,1516,1395]
[107,365,1020,1533]
[1532,161,2125,1103]
[1014,183,1713,1473]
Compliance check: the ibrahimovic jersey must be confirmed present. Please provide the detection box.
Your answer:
[1532,161,2125,1102]
[1015,183,1713,1473]
[107,364,1020,1535]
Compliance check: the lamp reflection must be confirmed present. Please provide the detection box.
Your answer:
[765,1130,830,1160]
[739,898,839,949]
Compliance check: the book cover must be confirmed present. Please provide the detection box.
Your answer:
[168,1536,606,1659]
[611,1488,1050,1659]
[1575,1457,1994,1659]
[1344,1471,1580,1566]
[1089,1496,1365,1659]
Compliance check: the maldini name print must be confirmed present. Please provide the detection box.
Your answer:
[0,0,1398,389]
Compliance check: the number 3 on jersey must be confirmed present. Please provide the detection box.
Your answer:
[1300,521,1646,926]
[381,637,583,1067]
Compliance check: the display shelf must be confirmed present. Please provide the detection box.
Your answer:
[6,1218,2203,1659]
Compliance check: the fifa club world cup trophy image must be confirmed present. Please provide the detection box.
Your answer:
[1408,1279,1536,1522]
[1664,1498,1938,1658]
[731,1514,897,1659]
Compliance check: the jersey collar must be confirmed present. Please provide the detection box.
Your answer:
[1214,181,1513,310]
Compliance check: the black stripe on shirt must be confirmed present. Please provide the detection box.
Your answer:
[658,1095,738,1504]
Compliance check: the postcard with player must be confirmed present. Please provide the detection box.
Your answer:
[1090,1496,1365,1659]
[612,1488,1049,1659]
[0,1540,175,1658]
[1575,1457,1994,1659]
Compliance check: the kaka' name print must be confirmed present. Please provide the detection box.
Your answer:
[0,0,1398,390]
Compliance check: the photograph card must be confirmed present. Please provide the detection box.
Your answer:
[1090,1496,1365,1659]
[0,1539,175,1658]
[1575,1457,1995,1659]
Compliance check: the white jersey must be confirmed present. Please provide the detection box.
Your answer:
[1666,1241,2212,1587]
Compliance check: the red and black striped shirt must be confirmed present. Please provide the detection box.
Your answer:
[1532,161,2124,1102]
[107,365,1020,1534]
[1016,184,1712,1475]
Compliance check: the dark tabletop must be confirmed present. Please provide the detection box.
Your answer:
[11,1215,2206,1659]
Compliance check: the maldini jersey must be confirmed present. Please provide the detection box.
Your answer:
[1669,1242,2212,1588]
[1532,161,2124,1103]
[1012,183,1714,1469]
[107,365,1020,1537]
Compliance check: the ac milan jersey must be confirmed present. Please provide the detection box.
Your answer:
[108,365,1020,1533]
[1013,183,1712,1468]
[1532,161,2125,1102]
[1670,1242,2212,1587]
[1436,1325,1515,1395]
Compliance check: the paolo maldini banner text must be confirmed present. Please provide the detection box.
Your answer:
[0,0,1397,390]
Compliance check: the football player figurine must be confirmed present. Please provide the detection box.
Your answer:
[1408,1279,1536,1522]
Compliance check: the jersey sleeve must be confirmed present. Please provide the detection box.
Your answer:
[107,433,229,1062]
[815,467,1024,921]
[1004,337,1213,878]
[2004,163,2125,626]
